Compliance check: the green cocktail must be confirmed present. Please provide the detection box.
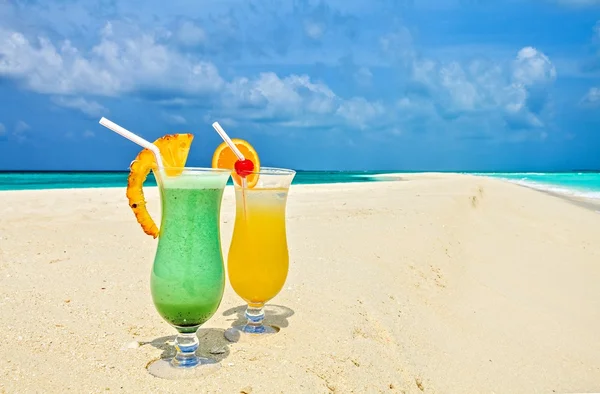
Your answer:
[151,185,226,332]
[147,167,231,379]
[97,119,231,380]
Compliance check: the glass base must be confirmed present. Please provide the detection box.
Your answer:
[147,357,220,380]
[224,324,280,343]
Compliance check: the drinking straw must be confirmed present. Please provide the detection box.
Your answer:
[211,121,250,186]
[212,122,245,161]
[211,121,249,217]
[99,117,165,171]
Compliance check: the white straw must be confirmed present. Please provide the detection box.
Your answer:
[99,117,164,171]
[211,122,245,160]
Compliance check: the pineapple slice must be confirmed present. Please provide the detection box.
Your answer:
[126,133,194,238]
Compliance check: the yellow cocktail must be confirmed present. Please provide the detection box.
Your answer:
[228,187,290,306]
[227,168,295,336]
[211,133,296,337]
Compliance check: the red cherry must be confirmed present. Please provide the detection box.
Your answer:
[234,159,255,177]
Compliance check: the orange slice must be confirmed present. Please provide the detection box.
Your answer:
[126,133,194,238]
[211,138,260,188]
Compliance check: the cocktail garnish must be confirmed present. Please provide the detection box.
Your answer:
[126,133,194,238]
[234,159,255,177]
[211,139,260,188]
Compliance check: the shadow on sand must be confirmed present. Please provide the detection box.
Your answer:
[221,304,295,330]
[140,328,232,363]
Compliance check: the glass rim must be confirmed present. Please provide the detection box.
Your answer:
[244,166,296,176]
[154,166,232,174]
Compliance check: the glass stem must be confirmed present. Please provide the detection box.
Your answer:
[244,304,266,333]
[171,331,200,368]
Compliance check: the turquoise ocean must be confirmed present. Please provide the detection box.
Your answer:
[471,172,600,199]
[1,171,599,200]
[0,170,399,191]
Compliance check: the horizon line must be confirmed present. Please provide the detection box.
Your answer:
[0,169,599,174]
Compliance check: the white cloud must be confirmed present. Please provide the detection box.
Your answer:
[0,22,387,132]
[0,122,5,136]
[83,130,95,138]
[512,46,556,86]
[354,66,372,86]
[581,86,600,105]
[0,23,224,97]
[223,72,337,115]
[380,25,556,133]
[176,21,206,47]
[336,98,386,128]
[579,20,600,74]
[219,72,385,129]
[403,47,555,130]
[0,10,562,139]
[379,27,415,62]
[155,98,195,107]
[51,96,108,117]
[163,113,187,125]
[15,121,30,133]
[439,62,482,111]
[211,44,556,134]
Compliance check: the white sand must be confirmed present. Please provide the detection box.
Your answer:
[0,173,599,393]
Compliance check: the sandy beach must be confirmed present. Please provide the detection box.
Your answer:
[0,173,599,393]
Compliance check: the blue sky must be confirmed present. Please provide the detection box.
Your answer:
[0,0,599,171]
